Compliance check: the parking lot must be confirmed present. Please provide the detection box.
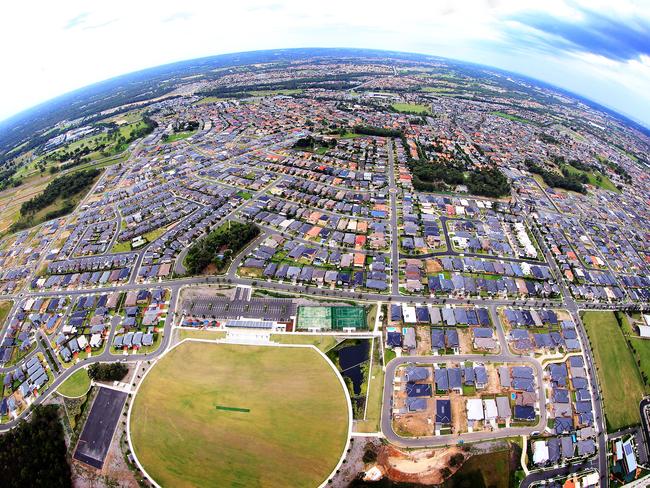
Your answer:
[73,387,128,469]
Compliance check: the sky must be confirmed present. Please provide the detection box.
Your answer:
[2,0,650,127]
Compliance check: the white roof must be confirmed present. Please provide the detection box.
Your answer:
[643,314,650,327]
[466,398,484,421]
[639,325,650,338]
[401,305,417,324]
[77,335,88,349]
[483,398,498,419]
[532,440,549,464]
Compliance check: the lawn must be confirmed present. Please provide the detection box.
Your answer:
[270,334,339,352]
[392,103,431,114]
[443,449,511,488]
[130,342,349,488]
[582,311,644,431]
[491,111,534,124]
[354,339,384,433]
[193,96,227,105]
[162,130,197,143]
[110,240,132,253]
[57,368,91,398]
[562,164,619,192]
[178,329,226,341]
[618,313,650,393]
[0,300,12,328]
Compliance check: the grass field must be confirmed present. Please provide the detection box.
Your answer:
[443,449,511,487]
[193,96,227,105]
[354,339,384,433]
[57,369,91,397]
[392,103,431,114]
[163,130,197,143]
[178,329,226,341]
[562,164,619,192]
[582,311,644,431]
[130,342,349,487]
[617,313,650,393]
[270,334,340,352]
[0,301,12,329]
[491,111,534,125]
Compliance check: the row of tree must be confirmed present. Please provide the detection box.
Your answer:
[526,160,587,194]
[20,168,101,216]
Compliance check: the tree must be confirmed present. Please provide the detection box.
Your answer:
[0,405,71,487]
[88,362,128,382]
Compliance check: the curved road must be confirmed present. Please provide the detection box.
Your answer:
[380,354,547,448]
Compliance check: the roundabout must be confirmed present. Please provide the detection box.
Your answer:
[128,341,351,487]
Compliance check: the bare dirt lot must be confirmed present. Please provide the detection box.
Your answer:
[485,364,503,395]
[458,328,473,354]
[393,401,434,437]
[376,444,469,485]
[415,325,432,355]
[450,393,467,434]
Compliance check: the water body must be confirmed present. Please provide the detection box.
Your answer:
[338,340,370,395]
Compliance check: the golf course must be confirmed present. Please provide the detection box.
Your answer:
[129,342,350,487]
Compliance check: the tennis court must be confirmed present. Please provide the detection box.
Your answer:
[296,306,366,330]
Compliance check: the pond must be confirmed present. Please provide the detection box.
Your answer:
[338,340,370,396]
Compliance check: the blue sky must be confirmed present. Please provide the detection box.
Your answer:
[2,0,649,127]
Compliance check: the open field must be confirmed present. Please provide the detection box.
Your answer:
[392,103,431,114]
[0,301,12,328]
[0,174,51,233]
[443,448,512,487]
[178,329,226,341]
[193,96,227,105]
[163,130,196,143]
[618,313,650,393]
[562,164,619,192]
[354,339,384,433]
[57,368,91,398]
[9,170,101,232]
[130,342,349,487]
[582,311,644,431]
[270,333,340,352]
[491,111,534,124]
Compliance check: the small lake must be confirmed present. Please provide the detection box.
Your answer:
[338,340,370,395]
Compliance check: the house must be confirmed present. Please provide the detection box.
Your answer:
[484,399,498,421]
[406,383,432,397]
[532,440,549,465]
[435,368,449,391]
[514,405,536,421]
[467,398,484,422]
[402,327,416,352]
[448,367,463,392]
[404,366,429,382]
[496,396,512,420]
[407,398,428,412]
[386,331,402,348]
[436,399,452,425]
[474,366,488,389]
[431,328,445,350]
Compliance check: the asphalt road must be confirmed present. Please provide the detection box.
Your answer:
[0,135,640,488]
[380,354,547,448]
[387,140,400,296]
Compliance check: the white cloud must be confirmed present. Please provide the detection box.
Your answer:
[0,0,648,127]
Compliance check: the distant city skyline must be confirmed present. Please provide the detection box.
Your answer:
[2,0,649,127]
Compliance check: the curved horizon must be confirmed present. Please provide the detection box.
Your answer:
[0,47,647,138]
[1,1,649,130]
